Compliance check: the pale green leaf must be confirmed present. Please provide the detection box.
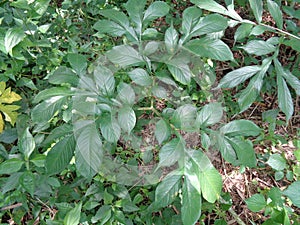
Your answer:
[165,25,178,54]
[181,6,202,40]
[167,63,191,85]
[93,20,126,37]
[64,202,82,225]
[67,53,87,75]
[267,0,283,29]
[118,106,136,133]
[267,154,287,171]
[277,73,294,120]
[48,66,79,86]
[240,40,276,56]
[117,83,135,105]
[155,119,170,145]
[249,0,263,23]
[94,65,115,96]
[100,113,121,143]
[246,194,266,212]
[220,119,261,136]
[184,37,234,61]
[217,65,261,88]
[234,23,254,42]
[283,181,300,208]
[0,158,23,174]
[45,135,75,175]
[128,68,152,86]
[171,104,197,131]
[196,102,223,127]
[19,127,35,160]
[199,168,222,203]
[100,9,130,28]
[181,177,202,225]
[125,0,147,34]
[158,138,184,167]
[143,1,170,23]
[4,27,25,53]
[33,87,74,104]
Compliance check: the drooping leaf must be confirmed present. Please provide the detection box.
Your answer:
[283,181,300,208]
[19,127,35,160]
[184,37,234,61]
[143,1,170,23]
[45,135,75,175]
[249,0,263,23]
[48,66,79,86]
[67,53,87,75]
[245,194,267,212]
[100,113,121,143]
[234,23,254,42]
[128,68,152,86]
[4,27,25,54]
[165,25,178,54]
[106,45,144,67]
[93,20,126,37]
[220,119,261,137]
[31,96,68,123]
[118,106,136,133]
[33,87,74,104]
[199,168,222,203]
[158,138,184,168]
[267,0,283,29]
[181,177,202,225]
[196,102,223,127]
[64,202,82,225]
[117,83,135,106]
[75,120,103,178]
[267,154,287,171]
[0,158,24,174]
[153,172,182,209]
[94,65,115,96]
[240,40,276,56]
[277,73,294,121]
[155,119,170,145]
[217,65,261,88]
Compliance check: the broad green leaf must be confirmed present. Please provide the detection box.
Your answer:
[245,194,266,212]
[274,59,300,95]
[128,68,152,86]
[93,20,126,37]
[100,113,121,143]
[31,96,67,123]
[4,27,25,54]
[153,172,181,209]
[158,138,184,167]
[106,45,144,67]
[199,168,222,203]
[187,150,214,173]
[191,0,242,20]
[0,158,24,174]
[267,154,287,171]
[33,87,74,104]
[75,121,103,178]
[277,73,293,120]
[45,135,75,175]
[143,41,160,55]
[94,65,115,96]
[238,58,272,111]
[64,202,82,225]
[220,119,261,136]
[151,85,167,99]
[240,40,276,56]
[249,0,263,23]
[217,65,261,88]
[155,119,170,145]
[117,83,135,105]
[125,0,146,34]
[283,181,300,208]
[181,6,202,40]
[143,1,170,23]
[267,0,283,29]
[227,137,257,167]
[118,106,136,133]
[19,127,35,160]
[67,53,87,75]
[171,104,197,131]
[234,23,254,42]
[43,124,73,146]
[181,177,202,225]
[165,25,178,54]
[33,0,50,16]
[100,9,130,29]
[48,66,79,86]
[91,205,112,224]
[167,63,191,85]
[19,171,35,196]
[196,102,223,127]
[184,37,234,61]
[189,14,228,38]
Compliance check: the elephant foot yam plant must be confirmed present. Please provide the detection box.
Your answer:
[0,0,299,224]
